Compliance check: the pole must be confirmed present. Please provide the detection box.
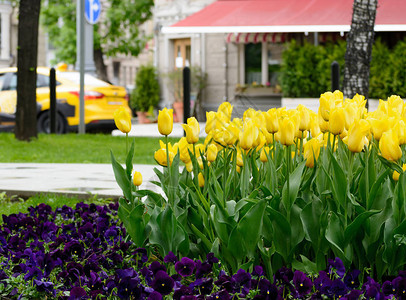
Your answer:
[49,68,56,133]
[78,0,85,134]
[183,67,191,124]
[331,61,340,92]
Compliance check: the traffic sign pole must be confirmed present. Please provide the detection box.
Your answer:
[76,0,101,134]
[78,0,85,134]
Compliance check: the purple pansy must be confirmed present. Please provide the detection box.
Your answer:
[151,270,174,295]
[175,257,196,277]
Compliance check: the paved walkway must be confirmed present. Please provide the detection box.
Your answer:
[0,163,162,200]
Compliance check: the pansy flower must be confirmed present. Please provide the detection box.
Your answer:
[175,257,196,277]
[151,270,174,295]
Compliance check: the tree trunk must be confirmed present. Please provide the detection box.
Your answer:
[15,0,41,141]
[94,47,110,83]
[342,0,377,102]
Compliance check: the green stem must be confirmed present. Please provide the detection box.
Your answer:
[286,144,291,221]
[165,135,172,207]
[126,133,128,155]
[347,152,355,227]
[222,148,227,206]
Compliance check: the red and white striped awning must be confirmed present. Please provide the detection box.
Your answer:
[225,32,286,44]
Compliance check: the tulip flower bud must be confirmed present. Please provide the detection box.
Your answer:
[380,129,402,161]
[392,164,406,181]
[185,161,193,172]
[133,171,142,186]
[154,148,174,167]
[182,117,200,144]
[239,119,259,150]
[114,107,132,133]
[347,119,370,153]
[158,108,173,136]
[297,104,311,131]
[198,172,205,188]
[260,147,269,163]
[205,111,217,134]
[329,107,345,135]
[279,117,296,146]
[303,138,321,168]
[207,144,218,162]
[265,108,279,133]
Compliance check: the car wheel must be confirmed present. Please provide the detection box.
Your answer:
[37,111,67,134]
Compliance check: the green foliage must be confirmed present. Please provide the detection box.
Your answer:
[281,38,406,99]
[41,0,154,65]
[130,65,160,112]
[281,40,346,97]
[369,39,391,99]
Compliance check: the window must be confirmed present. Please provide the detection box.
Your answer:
[244,43,262,84]
[267,44,282,88]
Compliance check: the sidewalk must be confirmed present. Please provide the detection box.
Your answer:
[0,163,162,200]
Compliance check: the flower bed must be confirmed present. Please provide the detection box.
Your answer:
[1,202,405,299]
[112,91,406,286]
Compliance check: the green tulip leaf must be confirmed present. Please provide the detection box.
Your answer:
[111,151,132,202]
[344,210,380,246]
[281,161,306,212]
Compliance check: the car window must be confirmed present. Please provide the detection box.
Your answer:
[37,74,49,88]
[0,73,5,90]
[2,72,61,90]
[57,72,110,86]
[6,73,17,90]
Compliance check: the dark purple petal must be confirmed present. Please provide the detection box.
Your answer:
[151,270,174,296]
[175,257,196,277]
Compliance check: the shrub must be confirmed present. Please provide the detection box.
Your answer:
[130,65,160,112]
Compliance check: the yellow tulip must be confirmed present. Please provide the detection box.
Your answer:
[223,123,240,145]
[310,114,321,138]
[318,111,329,133]
[133,171,142,186]
[198,172,205,188]
[185,161,193,172]
[297,104,311,131]
[303,138,321,168]
[278,117,296,146]
[239,119,259,150]
[380,129,402,161]
[369,116,395,141]
[207,144,218,162]
[395,120,406,145]
[329,107,345,135]
[388,95,404,116]
[319,92,334,121]
[158,108,173,136]
[154,148,174,167]
[217,102,233,121]
[182,117,200,144]
[343,102,357,130]
[114,107,132,133]
[392,164,406,181]
[265,108,279,133]
[236,150,244,167]
[260,147,270,163]
[195,144,205,157]
[205,111,217,134]
[347,119,370,153]
[177,137,191,164]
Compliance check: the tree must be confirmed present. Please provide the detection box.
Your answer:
[41,0,154,81]
[15,0,42,141]
[342,0,377,100]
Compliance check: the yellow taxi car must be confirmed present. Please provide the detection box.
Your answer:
[0,66,132,133]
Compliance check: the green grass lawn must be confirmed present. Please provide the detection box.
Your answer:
[0,133,179,164]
